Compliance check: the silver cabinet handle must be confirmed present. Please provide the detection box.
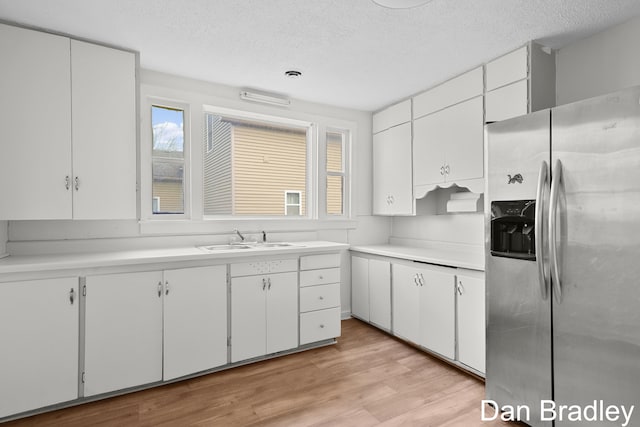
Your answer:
[65,175,71,190]
[319,295,324,300]
[419,273,425,286]
[440,166,445,175]
[457,281,464,296]
[262,278,266,291]
[549,159,563,303]
[69,288,75,305]
[165,281,170,295]
[268,277,271,290]
[74,176,79,191]
[319,324,325,329]
[445,164,450,175]
[389,195,394,204]
[157,281,162,297]
[413,274,418,286]
[535,160,549,300]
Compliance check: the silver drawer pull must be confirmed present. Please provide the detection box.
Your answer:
[319,324,325,329]
[319,275,324,280]
[319,296,324,300]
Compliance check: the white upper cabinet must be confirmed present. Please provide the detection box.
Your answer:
[372,99,411,134]
[0,24,73,220]
[413,96,484,197]
[373,122,414,215]
[485,43,556,123]
[413,66,483,120]
[0,24,137,220]
[71,40,137,219]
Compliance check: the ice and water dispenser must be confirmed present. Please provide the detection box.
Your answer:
[490,200,536,261]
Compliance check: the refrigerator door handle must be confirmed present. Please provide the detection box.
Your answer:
[549,159,563,303]
[535,160,549,300]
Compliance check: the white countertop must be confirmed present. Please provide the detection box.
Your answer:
[0,241,349,276]
[350,241,485,271]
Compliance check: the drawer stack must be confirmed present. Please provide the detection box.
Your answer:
[299,254,341,345]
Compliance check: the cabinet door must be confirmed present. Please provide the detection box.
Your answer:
[0,278,78,418]
[163,266,228,381]
[0,24,72,220]
[231,276,267,362]
[84,271,163,396]
[485,80,528,123]
[392,264,420,344]
[369,259,391,330]
[444,96,484,183]
[419,266,456,359]
[350,256,369,321]
[71,40,137,219]
[413,112,447,187]
[457,272,486,373]
[373,123,413,215]
[266,272,298,354]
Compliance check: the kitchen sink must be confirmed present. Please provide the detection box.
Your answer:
[198,242,302,252]
[198,244,253,251]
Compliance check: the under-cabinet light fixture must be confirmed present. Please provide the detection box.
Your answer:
[372,0,434,8]
[239,90,291,107]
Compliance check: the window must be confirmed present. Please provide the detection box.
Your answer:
[152,105,185,215]
[203,109,310,217]
[284,191,302,216]
[326,130,347,216]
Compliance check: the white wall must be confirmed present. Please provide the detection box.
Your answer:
[556,16,640,105]
[8,69,389,250]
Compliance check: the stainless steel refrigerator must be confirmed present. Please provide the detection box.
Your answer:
[485,86,640,427]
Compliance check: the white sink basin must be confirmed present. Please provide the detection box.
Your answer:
[198,242,303,252]
[198,244,253,251]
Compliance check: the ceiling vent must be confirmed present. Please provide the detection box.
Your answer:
[285,70,303,78]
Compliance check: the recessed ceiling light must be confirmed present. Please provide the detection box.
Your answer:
[372,0,434,8]
[285,70,303,79]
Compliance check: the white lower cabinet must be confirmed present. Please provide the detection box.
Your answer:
[350,255,370,321]
[84,266,228,396]
[84,271,163,396]
[351,255,391,331]
[162,266,227,381]
[231,271,298,363]
[392,263,456,359]
[456,270,486,373]
[299,254,342,345]
[0,277,79,418]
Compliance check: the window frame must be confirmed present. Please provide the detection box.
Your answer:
[320,126,351,219]
[139,84,356,234]
[142,97,191,220]
[201,105,314,220]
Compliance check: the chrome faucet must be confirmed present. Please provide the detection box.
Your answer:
[233,228,245,242]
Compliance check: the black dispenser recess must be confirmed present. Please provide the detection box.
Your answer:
[490,200,536,261]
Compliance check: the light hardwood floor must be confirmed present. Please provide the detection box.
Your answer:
[6,319,522,426]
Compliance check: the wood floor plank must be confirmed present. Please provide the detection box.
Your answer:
[4,319,523,427]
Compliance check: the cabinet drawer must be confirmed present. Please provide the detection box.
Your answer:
[300,268,340,287]
[231,258,298,277]
[486,45,528,91]
[300,307,341,345]
[300,253,340,270]
[300,283,340,312]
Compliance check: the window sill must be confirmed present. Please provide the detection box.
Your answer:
[139,218,358,236]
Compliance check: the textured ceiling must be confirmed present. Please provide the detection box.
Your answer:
[1,0,640,111]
